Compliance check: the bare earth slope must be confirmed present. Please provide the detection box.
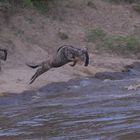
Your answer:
[0,0,140,94]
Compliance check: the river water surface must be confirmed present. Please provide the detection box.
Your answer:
[0,70,140,140]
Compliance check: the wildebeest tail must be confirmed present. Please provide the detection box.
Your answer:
[84,51,89,66]
[26,63,41,69]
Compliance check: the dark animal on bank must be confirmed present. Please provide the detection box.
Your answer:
[27,45,89,84]
[0,49,7,71]
[0,49,7,61]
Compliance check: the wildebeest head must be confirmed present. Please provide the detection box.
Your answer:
[79,49,89,66]
[0,49,7,61]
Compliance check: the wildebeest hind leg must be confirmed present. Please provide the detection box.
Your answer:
[29,66,49,84]
[29,72,39,84]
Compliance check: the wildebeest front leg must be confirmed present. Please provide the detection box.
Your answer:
[69,60,77,67]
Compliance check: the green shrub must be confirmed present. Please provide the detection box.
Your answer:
[58,32,69,40]
[103,36,140,53]
[104,0,139,4]
[23,0,33,7]
[85,28,140,55]
[32,0,48,12]
[2,0,49,12]
[132,4,140,13]
[125,36,140,50]
[86,27,106,43]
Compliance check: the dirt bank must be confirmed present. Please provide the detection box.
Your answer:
[0,0,140,94]
[0,53,138,94]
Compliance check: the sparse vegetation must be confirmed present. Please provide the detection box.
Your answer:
[132,4,140,13]
[105,0,139,4]
[0,0,50,12]
[58,32,69,40]
[86,27,140,56]
[23,0,49,12]
[20,0,49,13]
[22,0,33,8]
[103,36,140,54]
[87,1,97,9]
[86,27,106,43]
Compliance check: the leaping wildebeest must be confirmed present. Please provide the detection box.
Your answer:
[27,45,89,84]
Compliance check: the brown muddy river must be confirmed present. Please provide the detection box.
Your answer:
[0,69,140,140]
